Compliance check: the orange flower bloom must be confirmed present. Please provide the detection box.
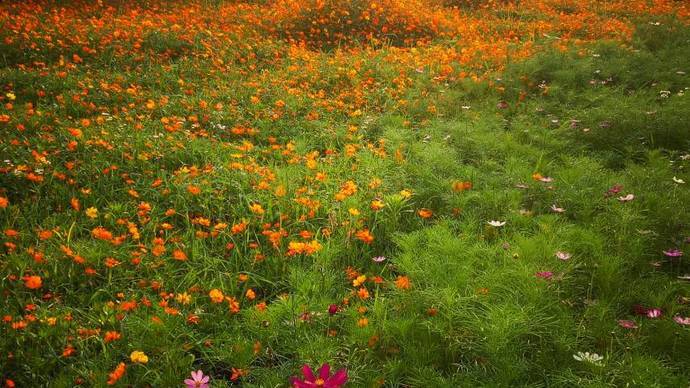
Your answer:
[209,289,224,303]
[92,227,113,241]
[355,229,374,244]
[418,208,433,219]
[23,275,42,290]
[172,249,188,261]
[107,362,126,385]
[394,276,411,290]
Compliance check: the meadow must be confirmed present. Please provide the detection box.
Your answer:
[1,0,690,386]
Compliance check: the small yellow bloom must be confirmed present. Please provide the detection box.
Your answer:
[352,275,367,287]
[348,208,360,216]
[85,207,98,219]
[175,292,191,305]
[130,350,148,364]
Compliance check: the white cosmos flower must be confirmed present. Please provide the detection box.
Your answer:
[487,220,506,227]
[673,176,685,184]
[618,194,635,202]
[573,351,604,366]
[550,205,565,213]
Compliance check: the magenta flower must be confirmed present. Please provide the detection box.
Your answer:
[184,370,210,388]
[646,308,663,319]
[673,316,690,326]
[663,249,683,258]
[617,319,638,329]
[328,304,338,316]
[535,271,553,280]
[605,184,623,197]
[290,363,347,388]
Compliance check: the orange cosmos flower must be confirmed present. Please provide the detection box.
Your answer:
[418,208,433,219]
[24,275,42,289]
[355,229,374,244]
[395,276,411,290]
[107,362,126,385]
[92,227,113,241]
[172,249,188,261]
[209,289,224,303]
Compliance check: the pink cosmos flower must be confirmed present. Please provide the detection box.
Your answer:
[663,249,683,258]
[372,256,386,263]
[535,271,553,280]
[184,370,210,388]
[290,363,348,388]
[646,308,663,319]
[555,251,572,261]
[617,319,638,329]
[605,184,623,197]
[673,316,690,326]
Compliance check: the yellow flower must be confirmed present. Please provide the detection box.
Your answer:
[348,208,360,216]
[175,292,192,305]
[85,207,98,219]
[399,189,413,199]
[130,350,149,364]
[352,275,367,287]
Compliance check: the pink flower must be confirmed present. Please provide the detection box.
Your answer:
[673,316,690,326]
[184,370,210,388]
[646,308,663,319]
[328,304,338,316]
[290,363,348,388]
[535,271,553,280]
[605,184,623,197]
[663,249,683,258]
[617,319,638,329]
[555,251,571,261]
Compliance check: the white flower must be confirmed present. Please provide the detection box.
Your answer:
[555,251,572,261]
[673,176,685,184]
[573,351,604,366]
[617,194,635,202]
[550,205,565,213]
[487,220,506,227]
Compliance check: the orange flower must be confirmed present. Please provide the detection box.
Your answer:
[172,249,188,261]
[452,181,473,192]
[107,362,126,385]
[418,208,433,219]
[23,275,42,289]
[92,227,113,241]
[394,276,411,290]
[355,229,374,244]
[103,331,121,343]
[0,197,7,208]
[209,289,224,303]
[187,185,201,195]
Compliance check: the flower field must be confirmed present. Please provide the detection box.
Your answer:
[1,0,690,386]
